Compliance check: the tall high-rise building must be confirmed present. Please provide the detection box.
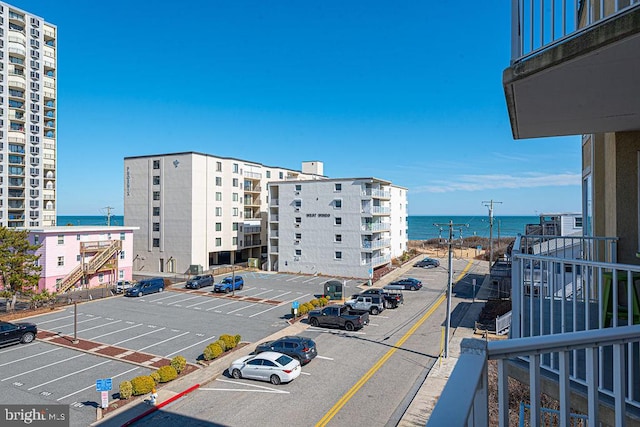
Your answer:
[0,2,57,228]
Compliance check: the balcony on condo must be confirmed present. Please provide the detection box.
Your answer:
[361,238,391,251]
[504,0,640,139]
[360,220,391,232]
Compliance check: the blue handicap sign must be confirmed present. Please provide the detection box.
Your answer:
[292,301,299,309]
[96,378,112,392]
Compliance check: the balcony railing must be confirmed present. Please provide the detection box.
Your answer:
[361,239,391,250]
[511,0,640,63]
[363,254,391,267]
[360,222,391,232]
[361,189,391,199]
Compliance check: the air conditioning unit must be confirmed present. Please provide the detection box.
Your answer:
[294,223,300,228]
[294,256,300,261]
[294,208,300,212]
[294,191,300,195]
[294,240,300,245]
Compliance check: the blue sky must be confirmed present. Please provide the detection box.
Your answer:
[11,0,581,216]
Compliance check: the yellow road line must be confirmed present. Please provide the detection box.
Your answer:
[316,261,474,427]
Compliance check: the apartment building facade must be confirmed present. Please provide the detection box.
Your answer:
[123,152,324,274]
[267,178,408,279]
[28,226,136,293]
[0,2,57,228]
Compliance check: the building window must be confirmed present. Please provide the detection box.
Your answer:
[153,160,160,169]
[233,178,239,187]
[294,200,302,208]
[279,172,283,179]
[76,254,81,262]
[153,222,160,231]
[216,177,222,186]
[98,273,104,282]
[233,237,238,245]
[335,217,342,225]
[233,207,239,216]
[216,238,222,247]
[295,217,301,223]
[153,191,160,201]
[216,161,222,172]
[233,163,239,173]
[216,192,222,201]
[295,249,302,256]
[334,199,342,209]
[334,183,342,192]
[57,234,63,244]
[295,233,302,239]
[76,234,80,241]
[57,256,64,266]
[295,184,301,191]
[34,235,39,244]
[216,222,222,231]
[120,232,125,240]
[153,238,160,247]
[335,251,342,260]
[335,234,342,242]
[119,270,124,279]
[575,217,583,227]
[120,250,125,260]
[215,207,222,216]
[266,171,271,178]
[153,176,160,185]
[232,222,239,231]
[232,193,238,202]
[153,207,160,216]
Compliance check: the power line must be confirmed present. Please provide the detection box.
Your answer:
[103,206,114,226]
[482,200,502,266]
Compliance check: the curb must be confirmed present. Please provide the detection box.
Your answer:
[120,384,200,427]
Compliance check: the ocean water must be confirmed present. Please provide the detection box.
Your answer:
[56,215,536,240]
[408,216,538,240]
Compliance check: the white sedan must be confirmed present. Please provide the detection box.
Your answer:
[228,351,301,385]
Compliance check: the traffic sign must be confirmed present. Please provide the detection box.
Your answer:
[101,391,109,409]
[96,378,112,392]
[292,301,299,309]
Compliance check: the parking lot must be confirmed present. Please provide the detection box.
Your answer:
[0,271,364,426]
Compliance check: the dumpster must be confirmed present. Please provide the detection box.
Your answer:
[323,280,343,300]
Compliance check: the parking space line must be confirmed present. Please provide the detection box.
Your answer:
[269,291,292,300]
[245,290,272,298]
[316,355,334,361]
[77,319,122,333]
[185,299,214,309]
[302,277,317,283]
[111,327,166,346]
[28,359,111,391]
[89,323,142,341]
[248,293,312,317]
[163,335,218,358]
[227,304,256,315]
[35,313,74,324]
[1,353,85,381]
[0,347,61,367]
[165,296,201,306]
[205,378,290,394]
[205,300,239,311]
[144,293,181,303]
[135,331,190,352]
[56,365,142,402]
[55,316,102,329]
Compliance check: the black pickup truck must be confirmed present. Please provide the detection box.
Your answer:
[307,305,370,331]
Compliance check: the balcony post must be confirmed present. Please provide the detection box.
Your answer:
[512,236,522,338]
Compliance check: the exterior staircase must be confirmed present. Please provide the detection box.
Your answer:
[58,240,122,293]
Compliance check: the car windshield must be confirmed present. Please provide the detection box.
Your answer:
[275,354,293,366]
[222,278,232,283]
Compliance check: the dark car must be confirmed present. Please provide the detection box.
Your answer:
[414,257,440,269]
[388,278,423,291]
[185,274,214,289]
[0,321,37,347]
[254,336,317,365]
[125,277,166,297]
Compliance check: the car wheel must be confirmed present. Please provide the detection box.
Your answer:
[345,322,355,331]
[371,307,379,315]
[238,284,243,290]
[270,374,281,385]
[310,318,319,327]
[231,369,242,379]
[410,286,417,291]
[225,288,231,293]
[138,291,143,297]
[20,332,35,344]
[158,287,164,293]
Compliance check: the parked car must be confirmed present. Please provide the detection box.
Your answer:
[307,305,369,331]
[388,278,423,291]
[115,280,133,293]
[185,274,214,289]
[345,295,386,315]
[228,351,301,385]
[125,277,167,297]
[0,321,37,347]
[414,257,440,269]
[254,336,317,365]
[360,288,404,309]
[214,275,244,293]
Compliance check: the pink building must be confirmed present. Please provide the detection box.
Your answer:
[28,226,138,293]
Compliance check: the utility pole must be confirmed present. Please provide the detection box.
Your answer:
[433,220,468,358]
[482,200,502,266]
[103,206,114,226]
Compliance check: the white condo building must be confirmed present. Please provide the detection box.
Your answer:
[123,152,324,274]
[0,2,57,228]
[267,178,408,279]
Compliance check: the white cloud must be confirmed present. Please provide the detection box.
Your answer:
[412,172,581,194]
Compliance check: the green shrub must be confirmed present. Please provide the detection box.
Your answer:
[156,365,178,383]
[150,371,161,384]
[131,376,155,396]
[310,298,320,307]
[303,302,314,312]
[119,381,133,399]
[298,304,308,316]
[170,355,187,374]
[234,334,241,344]
[215,339,227,352]
[219,334,236,350]
[203,342,224,361]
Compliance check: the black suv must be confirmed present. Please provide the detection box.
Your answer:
[185,274,214,289]
[254,336,317,365]
[0,321,37,347]
[359,288,404,309]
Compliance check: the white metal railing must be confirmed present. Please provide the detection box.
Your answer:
[361,239,391,249]
[360,222,391,232]
[429,325,640,427]
[495,311,512,336]
[511,0,640,63]
[361,189,391,198]
[270,215,279,222]
[365,254,391,266]
[243,171,261,179]
[270,199,279,206]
